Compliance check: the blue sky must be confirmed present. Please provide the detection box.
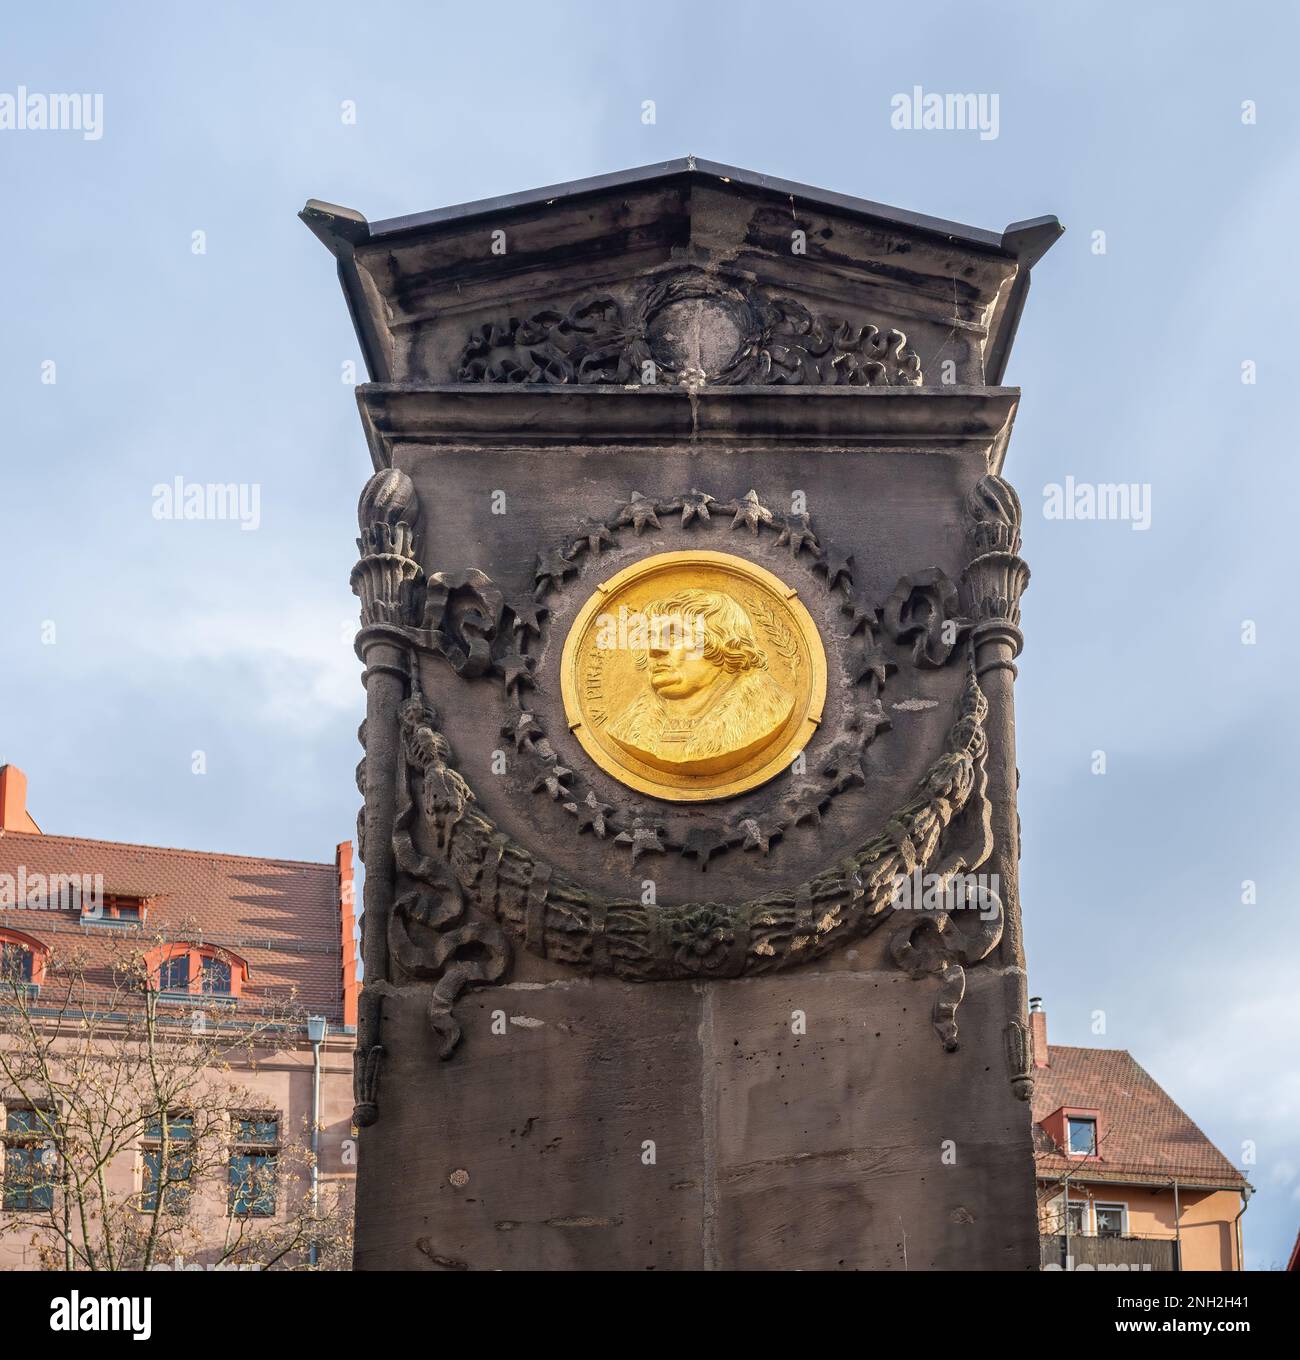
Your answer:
[2,1,1296,1268]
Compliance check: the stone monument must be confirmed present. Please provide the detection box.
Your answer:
[302,159,1060,1270]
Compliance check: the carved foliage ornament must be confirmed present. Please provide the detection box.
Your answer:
[350,469,422,630]
[456,272,923,388]
[882,567,968,668]
[961,473,1030,664]
[422,569,505,678]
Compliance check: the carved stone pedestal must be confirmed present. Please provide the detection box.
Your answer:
[304,160,1060,1271]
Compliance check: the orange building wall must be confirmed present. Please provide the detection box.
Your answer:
[1039,1183,1244,1271]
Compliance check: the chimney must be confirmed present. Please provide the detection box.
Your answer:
[1029,995,1049,1069]
[0,765,40,834]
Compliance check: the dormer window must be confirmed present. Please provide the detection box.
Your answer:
[146,945,247,1001]
[81,894,149,928]
[1040,1104,1103,1160]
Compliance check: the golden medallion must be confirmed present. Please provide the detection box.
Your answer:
[560,550,827,801]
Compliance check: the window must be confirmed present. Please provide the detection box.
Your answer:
[158,954,190,993]
[1066,1116,1097,1156]
[141,1113,193,1213]
[2,1108,57,1212]
[1095,1203,1127,1238]
[1,943,33,984]
[229,1115,278,1217]
[0,929,46,989]
[201,957,231,996]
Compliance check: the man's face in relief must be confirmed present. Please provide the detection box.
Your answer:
[646,613,715,701]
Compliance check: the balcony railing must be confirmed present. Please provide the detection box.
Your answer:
[1040,1233,1180,1271]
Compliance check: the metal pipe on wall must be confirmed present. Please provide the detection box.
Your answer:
[307,1016,327,1267]
[1172,1179,1181,1271]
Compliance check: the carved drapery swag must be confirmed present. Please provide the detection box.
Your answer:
[391,658,999,1027]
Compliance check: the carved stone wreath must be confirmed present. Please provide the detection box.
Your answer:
[416,487,975,867]
[514,489,890,866]
[456,270,923,388]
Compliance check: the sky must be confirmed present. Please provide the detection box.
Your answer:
[2,1,1296,1269]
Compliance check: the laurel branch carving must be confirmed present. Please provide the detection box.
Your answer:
[749,593,801,673]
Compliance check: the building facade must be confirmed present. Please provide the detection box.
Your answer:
[1030,999,1250,1271]
[0,764,358,1270]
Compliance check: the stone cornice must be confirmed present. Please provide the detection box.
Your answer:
[356,384,1020,471]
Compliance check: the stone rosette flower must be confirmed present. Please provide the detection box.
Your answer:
[667,906,736,972]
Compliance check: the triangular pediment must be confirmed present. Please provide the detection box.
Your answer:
[302,158,1060,388]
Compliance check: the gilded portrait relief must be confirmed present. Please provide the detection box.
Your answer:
[605,589,794,775]
[561,552,826,801]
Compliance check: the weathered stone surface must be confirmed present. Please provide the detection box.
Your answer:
[707,969,1037,1270]
[354,982,707,1271]
[354,969,1037,1270]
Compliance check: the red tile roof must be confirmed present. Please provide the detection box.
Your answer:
[1033,1045,1247,1191]
[0,829,353,1027]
